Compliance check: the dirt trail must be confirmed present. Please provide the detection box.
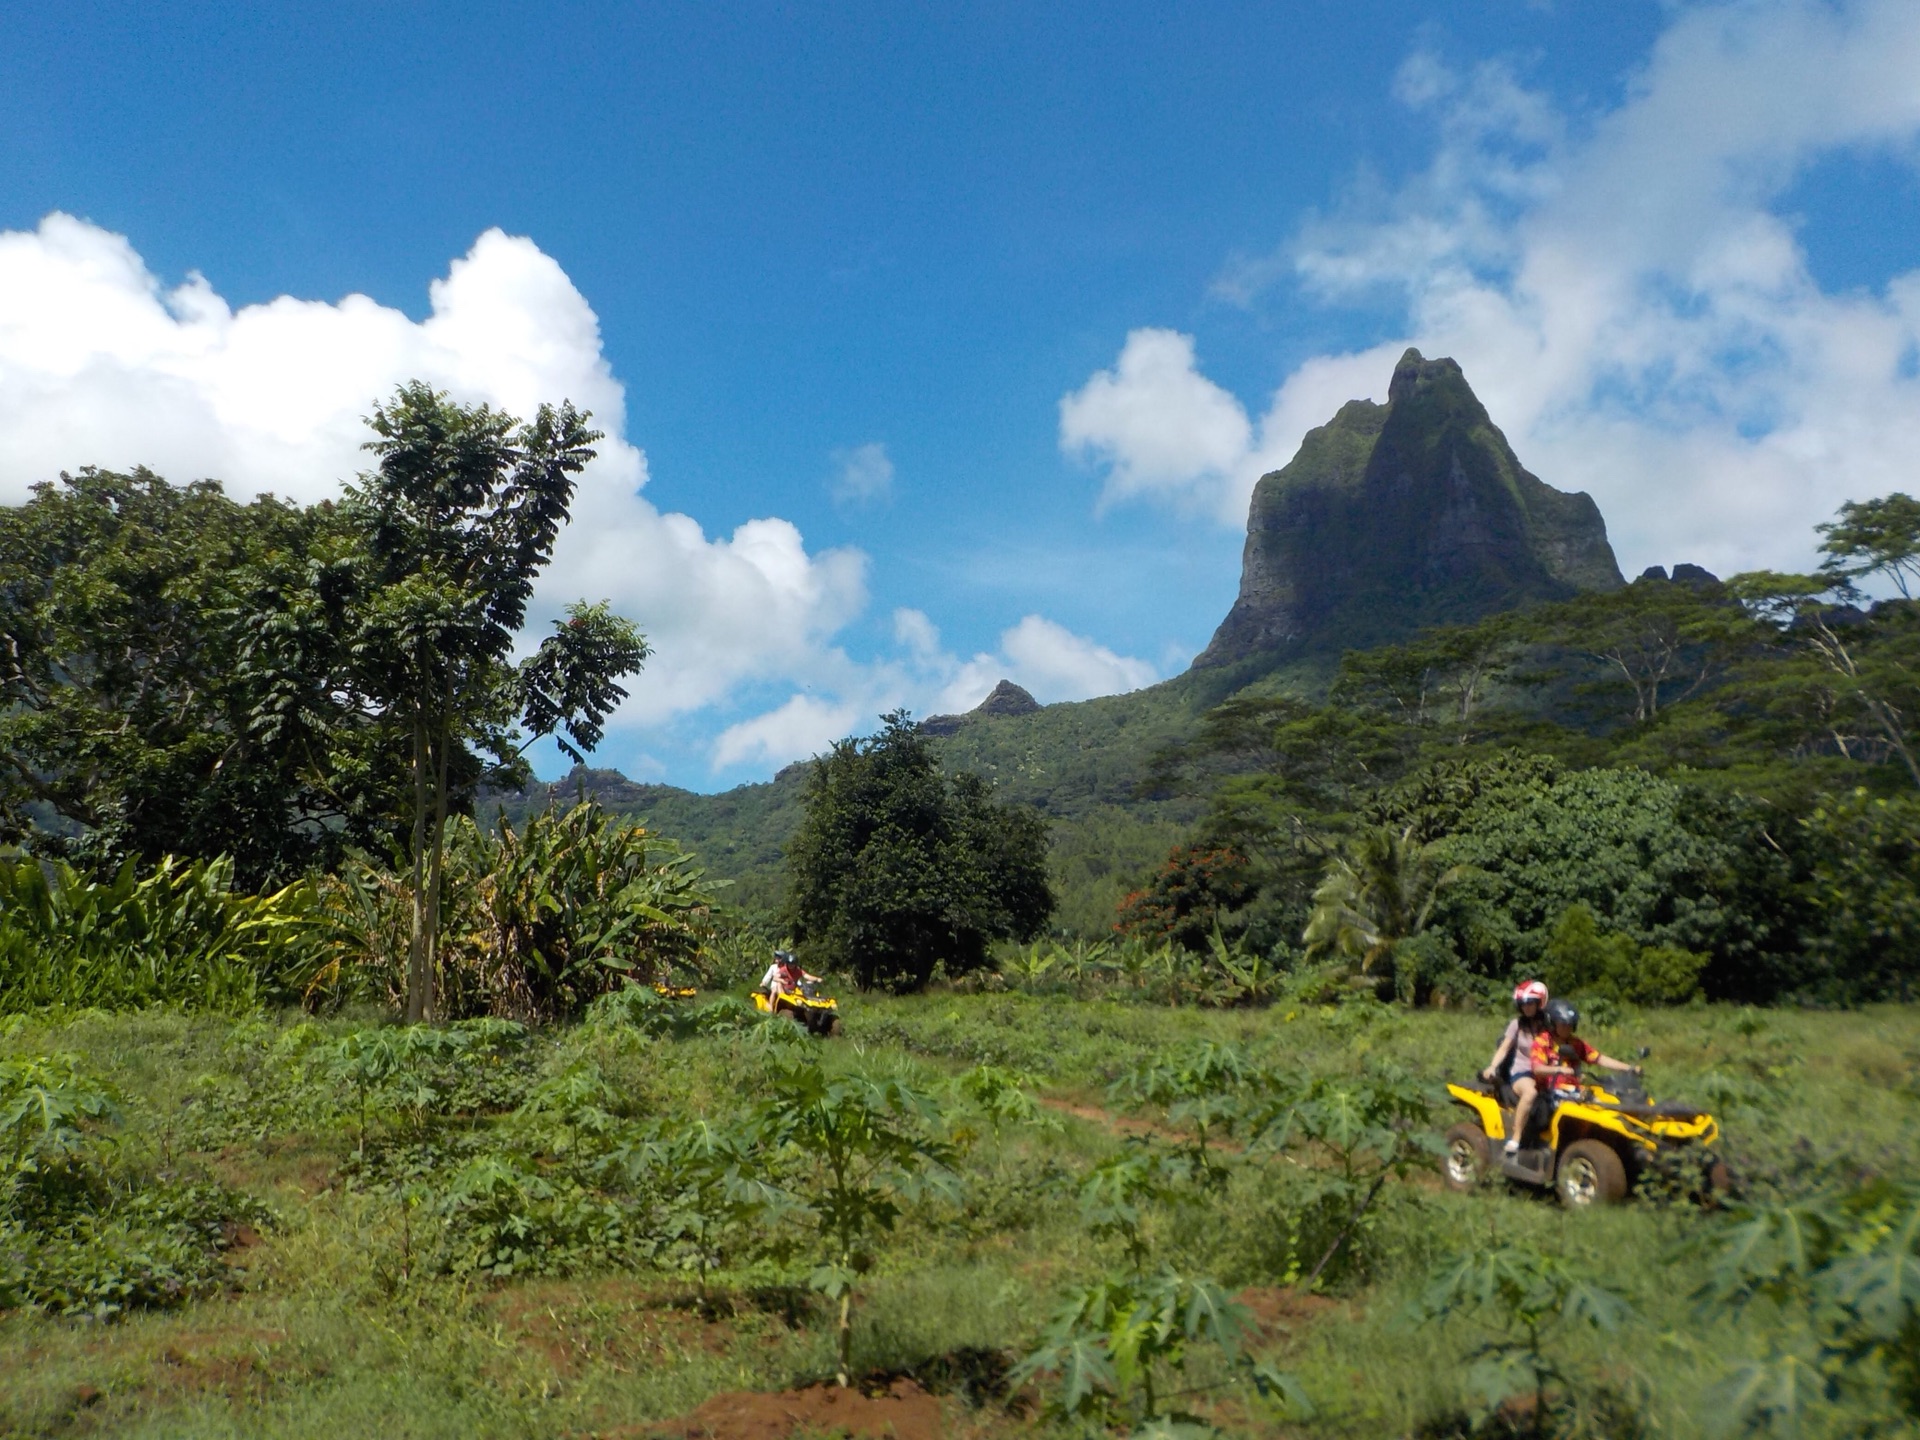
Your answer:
[1035,1095,1171,1141]
[647,1379,944,1440]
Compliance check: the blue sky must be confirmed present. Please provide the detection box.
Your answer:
[3,1,1919,789]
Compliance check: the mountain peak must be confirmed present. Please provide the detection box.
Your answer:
[1193,351,1622,668]
[920,678,1041,736]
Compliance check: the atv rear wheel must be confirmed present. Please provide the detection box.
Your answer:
[1557,1139,1628,1208]
[1443,1123,1491,1192]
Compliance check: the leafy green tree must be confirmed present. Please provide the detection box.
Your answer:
[1538,903,1706,1006]
[783,711,1053,990]
[1728,570,1920,789]
[1332,615,1520,738]
[1817,492,1920,598]
[0,468,355,884]
[1795,788,1920,1002]
[1426,766,1747,980]
[1541,576,1760,727]
[342,383,650,1021]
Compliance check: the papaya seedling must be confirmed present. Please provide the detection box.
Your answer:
[1412,1244,1631,1439]
[753,1059,957,1386]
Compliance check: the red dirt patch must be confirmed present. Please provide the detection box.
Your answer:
[142,1327,288,1401]
[649,1380,944,1440]
[1038,1097,1176,1144]
[1233,1286,1338,1336]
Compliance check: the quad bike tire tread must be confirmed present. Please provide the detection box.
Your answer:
[1556,1139,1629,1208]
[1443,1123,1491,1192]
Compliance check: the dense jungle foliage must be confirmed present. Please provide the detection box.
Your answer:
[1125,502,1920,1008]
[783,712,1055,990]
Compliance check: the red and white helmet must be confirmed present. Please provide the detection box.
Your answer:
[1513,980,1549,1008]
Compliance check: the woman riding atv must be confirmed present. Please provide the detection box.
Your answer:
[1484,980,1550,1157]
[758,949,821,1016]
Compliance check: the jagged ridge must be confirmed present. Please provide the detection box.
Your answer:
[1195,348,1622,667]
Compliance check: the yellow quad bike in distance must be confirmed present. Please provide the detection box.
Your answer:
[1443,1064,1733,1209]
[753,979,841,1036]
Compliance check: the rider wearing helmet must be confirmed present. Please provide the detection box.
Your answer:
[1486,981,1550,1156]
[758,949,820,1013]
[1527,1000,1639,1109]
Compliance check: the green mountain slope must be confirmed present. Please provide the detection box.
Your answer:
[507,349,1626,939]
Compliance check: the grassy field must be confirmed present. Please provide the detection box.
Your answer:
[1,994,1914,1439]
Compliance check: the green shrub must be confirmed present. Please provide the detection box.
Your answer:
[0,1052,266,1319]
[1538,904,1706,1006]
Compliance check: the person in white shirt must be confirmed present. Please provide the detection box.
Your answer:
[758,950,820,1008]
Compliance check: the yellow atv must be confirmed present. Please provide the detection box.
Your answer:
[1443,1068,1731,1208]
[753,979,840,1036]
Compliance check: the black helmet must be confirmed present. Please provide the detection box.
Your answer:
[1545,998,1579,1030]
[773,949,797,966]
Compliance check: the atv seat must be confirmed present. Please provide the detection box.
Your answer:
[1462,1076,1519,1108]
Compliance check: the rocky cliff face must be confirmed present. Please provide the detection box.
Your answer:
[1194,349,1623,668]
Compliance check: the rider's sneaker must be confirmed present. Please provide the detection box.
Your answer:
[1502,1138,1520,1155]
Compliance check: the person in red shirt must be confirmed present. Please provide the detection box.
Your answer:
[1526,999,1640,1112]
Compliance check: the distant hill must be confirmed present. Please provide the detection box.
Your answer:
[499,350,1626,939]
[1197,348,1622,667]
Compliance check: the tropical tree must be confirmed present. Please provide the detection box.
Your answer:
[1113,843,1254,952]
[0,468,355,884]
[783,711,1053,990]
[1302,826,1467,976]
[342,383,650,1021]
[1817,491,1920,598]
[1542,574,1759,726]
[1729,568,1920,789]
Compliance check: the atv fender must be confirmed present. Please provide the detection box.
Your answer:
[1445,1082,1506,1142]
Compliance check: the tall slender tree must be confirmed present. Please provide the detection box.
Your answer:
[344,383,649,1021]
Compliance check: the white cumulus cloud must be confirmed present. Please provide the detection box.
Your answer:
[1073,0,1920,578]
[711,694,864,772]
[712,607,1159,773]
[0,212,870,744]
[919,611,1158,721]
[0,212,1155,780]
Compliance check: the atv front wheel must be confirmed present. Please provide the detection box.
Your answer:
[1556,1140,1628,1208]
[1443,1123,1491,1192]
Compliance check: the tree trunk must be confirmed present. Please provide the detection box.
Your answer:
[405,716,430,1023]
[422,715,452,1023]
[836,1244,853,1388]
